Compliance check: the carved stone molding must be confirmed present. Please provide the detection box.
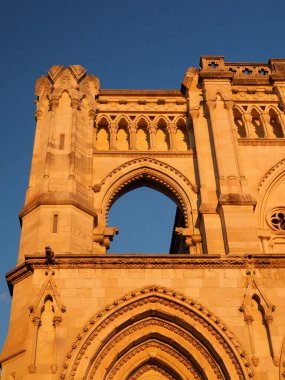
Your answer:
[98,156,197,193]
[258,158,285,192]
[6,254,285,290]
[93,150,194,158]
[128,363,176,380]
[59,285,254,380]
[238,138,285,146]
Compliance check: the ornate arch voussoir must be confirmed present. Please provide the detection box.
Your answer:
[98,157,197,227]
[100,157,197,193]
[60,285,255,380]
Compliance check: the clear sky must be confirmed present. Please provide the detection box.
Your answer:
[1,0,285,357]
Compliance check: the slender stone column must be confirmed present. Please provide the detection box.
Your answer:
[69,98,80,178]
[278,113,285,135]
[28,316,41,373]
[261,113,275,137]
[264,316,279,366]
[43,98,59,192]
[129,122,137,150]
[167,123,177,150]
[109,122,117,150]
[243,112,257,138]
[88,110,96,200]
[244,315,259,367]
[225,101,247,184]
[149,122,157,150]
[51,315,62,373]
[205,100,226,188]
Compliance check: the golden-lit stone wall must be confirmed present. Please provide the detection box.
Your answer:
[1,57,285,379]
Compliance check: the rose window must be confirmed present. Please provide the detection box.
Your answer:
[269,210,285,231]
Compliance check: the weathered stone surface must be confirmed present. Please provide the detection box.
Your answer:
[1,57,285,379]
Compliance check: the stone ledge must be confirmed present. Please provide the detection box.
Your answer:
[6,253,285,294]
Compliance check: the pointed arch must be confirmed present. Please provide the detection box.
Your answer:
[95,157,197,228]
[250,107,265,138]
[96,116,110,150]
[155,117,170,151]
[116,117,130,150]
[135,115,150,127]
[233,107,247,138]
[175,117,190,151]
[29,275,66,319]
[60,286,254,380]
[136,117,150,150]
[267,107,284,138]
[256,158,285,229]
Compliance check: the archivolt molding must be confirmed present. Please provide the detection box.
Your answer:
[258,158,285,192]
[88,319,218,379]
[103,340,199,380]
[59,285,255,380]
[104,172,193,228]
[95,157,197,227]
[99,157,197,192]
[103,168,192,227]
[128,362,177,380]
[256,159,285,229]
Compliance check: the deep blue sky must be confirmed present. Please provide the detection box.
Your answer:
[1,0,285,356]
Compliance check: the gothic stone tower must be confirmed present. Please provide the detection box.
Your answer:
[1,57,285,380]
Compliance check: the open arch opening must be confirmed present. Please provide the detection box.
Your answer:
[108,187,179,254]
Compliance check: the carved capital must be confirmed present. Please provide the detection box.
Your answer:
[32,316,41,327]
[224,100,235,111]
[264,315,273,325]
[206,100,216,112]
[53,315,62,327]
[148,122,157,134]
[166,123,177,134]
[71,98,81,109]
[88,109,96,122]
[244,314,254,325]
[189,107,200,121]
[109,123,118,133]
[129,122,137,133]
[49,97,59,110]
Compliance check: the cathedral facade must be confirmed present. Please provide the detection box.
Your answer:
[1,56,285,379]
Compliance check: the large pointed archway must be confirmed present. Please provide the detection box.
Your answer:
[60,286,254,380]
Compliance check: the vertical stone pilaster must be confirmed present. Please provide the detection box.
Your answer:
[190,107,225,254]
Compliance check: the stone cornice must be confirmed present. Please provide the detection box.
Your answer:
[19,192,97,220]
[238,138,285,146]
[99,89,183,96]
[6,254,285,292]
[93,151,194,158]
